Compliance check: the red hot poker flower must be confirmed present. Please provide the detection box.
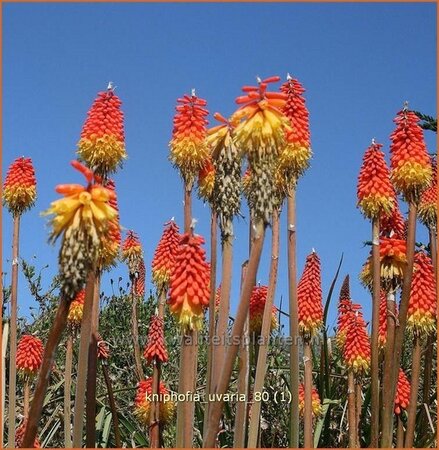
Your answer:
[298,383,323,417]
[357,142,395,219]
[144,315,168,364]
[121,230,143,276]
[390,109,432,202]
[168,233,210,331]
[16,335,44,378]
[418,158,437,228]
[298,251,323,339]
[198,158,215,203]
[343,309,371,375]
[407,252,436,336]
[96,334,110,360]
[2,156,37,216]
[249,285,278,334]
[15,421,40,448]
[77,87,126,176]
[394,369,410,414]
[67,289,85,329]
[133,258,146,298]
[151,220,181,292]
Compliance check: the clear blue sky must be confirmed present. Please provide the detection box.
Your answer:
[3,2,436,334]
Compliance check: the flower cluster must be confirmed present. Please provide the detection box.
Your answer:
[2,157,37,216]
[121,230,143,277]
[343,310,371,376]
[16,335,44,379]
[418,158,437,228]
[67,290,85,330]
[298,383,323,417]
[394,369,410,415]
[15,421,40,448]
[249,285,278,334]
[144,315,168,364]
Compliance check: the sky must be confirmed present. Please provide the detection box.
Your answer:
[2,2,437,334]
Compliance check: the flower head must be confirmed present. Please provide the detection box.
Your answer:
[77,87,126,176]
[16,335,44,379]
[98,179,121,269]
[407,252,436,336]
[168,233,210,332]
[360,237,407,291]
[390,109,432,202]
[134,378,175,425]
[133,258,146,298]
[2,157,37,216]
[249,285,278,334]
[298,383,323,417]
[277,76,312,186]
[336,275,357,349]
[43,161,117,299]
[97,334,110,360]
[15,421,40,448]
[357,142,395,219]
[343,309,371,376]
[394,369,410,415]
[298,251,323,339]
[121,230,143,276]
[380,197,405,239]
[418,158,437,228]
[151,220,181,292]
[67,290,85,330]
[197,158,215,203]
[144,315,168,364]
[169,93,209,188]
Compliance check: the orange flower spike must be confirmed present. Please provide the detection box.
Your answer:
[121,230,143,276]
[169,91,209,187]
[335,275,353,349]
[377,290,398,349]
[134,378,175,425]
[278,75,312,181]
[298,383,323,417]
[3,156,37,216]
[99,179,121,269]
[249,285,278,334]
[16,335,44,379]
[198,158,215,203]
[133,258,146,298]
[394,369,410,415]
[77,86,127,176]
[297,251,323,339]
[144,315,168,364]
[407,252,436,336]
[168,233,211,332]
[390,108,432,202]
[67,289,85,329]
[151,220,181,292]
[418,158,437,228]
[343,309,371,375]
[357,141,395,219]
[15,421,40,448]
[380,197,405,239]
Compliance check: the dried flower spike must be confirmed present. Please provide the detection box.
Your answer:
[3,156,37,216]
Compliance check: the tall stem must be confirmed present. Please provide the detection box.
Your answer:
[213,234,233,390]
[355,382,362,448]
[86,274,101,448]
[23,380,30,418]
[64,334,73,448]
[102,362,121,447]
[233,262,250,448]
[370,218,380,447]
[131,282,144,381]
[396,415,404,448]
[2,321,10,447]
[381,202,417,447]
[303,340,313,448]
[176,182,196,448]
[404,334,422,447]
[203,223,266,447]
[381,290,397,447]
[247,210,280,447]
[22,296,72,447]
[72,271,97,447]
[348,371,357,448]
[8,215,20,448]
[287,191,299,447]
[204,210,217,437]
[149,360,161,448]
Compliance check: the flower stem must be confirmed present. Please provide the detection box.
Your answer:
[130,282,144,381]
[355,381,362,448]
[72,271,97,447]
[101,361,121,447]
[23,379,30,418]
[203,222,266,447]
[396,414,404,448]
[203,210,218,438]
[247,210,280,447]
[287,191,300,447]
[381,202,417,447]
[149,360,161,448]
[370,217,381,447]
[304,339,314,448]
[64,334,73,448]
[404,334,422,447]
[347,371,357,448]
[8,215,20,448]
[22,296,72,447]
